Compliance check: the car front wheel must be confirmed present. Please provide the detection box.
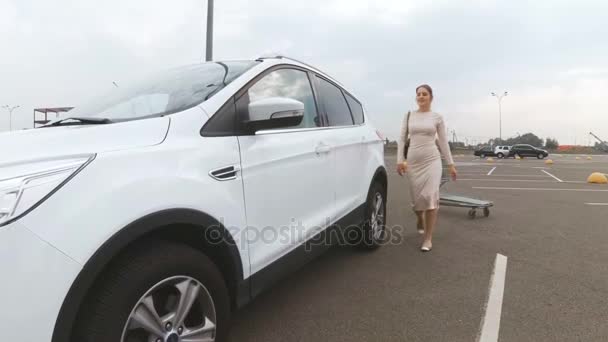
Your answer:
[353,181,387,250]
[74,241,231,342]
[537,153,545,159]
[497,153,504,159]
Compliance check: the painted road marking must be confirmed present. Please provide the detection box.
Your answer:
[459,174,549,178]
[459,179,585,183]
[585,203,608,206]
[478,254,508,342]
[487,167,497,176]
[541,170,563,182]
[473,187,608,192]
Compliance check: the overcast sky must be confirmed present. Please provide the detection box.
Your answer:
[2,0,608,145]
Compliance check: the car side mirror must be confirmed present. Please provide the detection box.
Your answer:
[245,97,305,133]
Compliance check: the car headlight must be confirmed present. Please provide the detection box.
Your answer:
[0,155,94,227]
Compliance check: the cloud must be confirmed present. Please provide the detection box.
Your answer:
[450,77,608,145]
[1,0,608,148]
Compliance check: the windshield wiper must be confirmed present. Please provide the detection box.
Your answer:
[45,117,113,127]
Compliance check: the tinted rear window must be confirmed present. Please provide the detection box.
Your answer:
[345,94,364,124]
[315,77,354,126]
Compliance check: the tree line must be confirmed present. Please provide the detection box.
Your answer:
[384,133,560,150]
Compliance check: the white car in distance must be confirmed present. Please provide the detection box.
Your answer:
[494,145,512,158]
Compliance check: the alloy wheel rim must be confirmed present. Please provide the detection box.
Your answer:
[121,276,217,342]
[370,192,385,240]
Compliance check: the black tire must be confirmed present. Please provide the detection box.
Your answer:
[483,208,490,217]
[352,181,387,250]
[537,153,545,159]
[468,209,477,219]
[497,153,504,159]
[73,240,231,342]
[480,153,486,159]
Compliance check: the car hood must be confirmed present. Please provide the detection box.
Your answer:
[0,117,170,166]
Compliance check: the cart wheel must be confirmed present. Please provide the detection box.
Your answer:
[483,208,490,217]
[468,209,477,219]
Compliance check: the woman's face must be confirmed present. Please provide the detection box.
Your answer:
[416,87,432,108]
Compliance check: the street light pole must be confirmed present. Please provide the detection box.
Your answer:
[491,91,508,142]
[2,105,20,131]
[205,0,214,62]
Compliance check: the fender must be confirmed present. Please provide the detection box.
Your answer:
[51,208,244,342]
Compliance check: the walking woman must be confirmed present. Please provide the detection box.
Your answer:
[396,84,457,252]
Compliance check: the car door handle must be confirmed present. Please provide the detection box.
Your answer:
[315,143,331,155]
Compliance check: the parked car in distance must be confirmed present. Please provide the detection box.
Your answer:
[508,144,549,159]
[494,145,511,159]
[474,146,496,158]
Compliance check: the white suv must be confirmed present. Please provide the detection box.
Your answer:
[0,56,387,342]
[494,145,511,158]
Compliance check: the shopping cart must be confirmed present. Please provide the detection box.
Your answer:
[439,160,493,219]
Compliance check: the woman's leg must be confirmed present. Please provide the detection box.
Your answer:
[422,209,438,248]
[415,210,425,234]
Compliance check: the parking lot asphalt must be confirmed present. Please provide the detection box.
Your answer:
[229,153,608,342]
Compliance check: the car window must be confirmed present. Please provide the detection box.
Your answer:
[315,76,354,126]
[244,68,320,129]
[345,93,364,124]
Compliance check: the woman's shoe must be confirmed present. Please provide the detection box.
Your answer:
[420,241,432,252]
[417,222,425,235]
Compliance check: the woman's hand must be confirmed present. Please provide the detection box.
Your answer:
[397,162,407,176]
[449,164,458,181]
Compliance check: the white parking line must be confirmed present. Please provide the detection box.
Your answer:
[585,203,608,206]
[541,170,563,182]
[460,174,549,178]
[474,187,608,192]
[459,179,585,183]
[487,167,496,176]
[478,254,508,342]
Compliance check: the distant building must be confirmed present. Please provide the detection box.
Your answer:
[33,107,73,127]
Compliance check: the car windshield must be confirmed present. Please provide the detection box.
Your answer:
[65,61,259,122]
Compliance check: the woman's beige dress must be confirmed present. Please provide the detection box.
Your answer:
[397,110,454,211]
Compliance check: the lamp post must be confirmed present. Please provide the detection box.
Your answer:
[2,105,20,131]
[491,91,508,143]
[205,0,214,61]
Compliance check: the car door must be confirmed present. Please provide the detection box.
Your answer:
[313,75,367,225]
[522,145,534,157]
[236,67,336,279]
[512,145,523,157]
